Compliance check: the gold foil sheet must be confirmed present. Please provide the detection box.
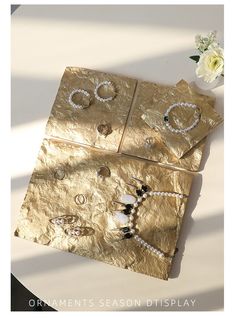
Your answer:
[15,138,193,280]
[15,68,222,280]
[45,67,137,152]
[120,80,217,171]
[140,82,223,159]
[45,67,217,172]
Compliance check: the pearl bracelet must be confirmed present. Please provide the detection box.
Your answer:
[94,81,116,102]
[163,102,201,134]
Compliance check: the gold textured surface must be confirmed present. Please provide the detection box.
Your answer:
[45,67,218,172]
[15,68,220,280]
[141,83,223,159]
[45,67,137,152]
[15,138,193,280]
[121,80,217,171]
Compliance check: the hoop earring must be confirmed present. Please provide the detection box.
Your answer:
[68,89,91,110]
[94,81,116,102]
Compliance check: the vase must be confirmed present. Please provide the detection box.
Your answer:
[194,75,222,90]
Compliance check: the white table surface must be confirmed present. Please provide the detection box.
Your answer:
[11,5,224,311]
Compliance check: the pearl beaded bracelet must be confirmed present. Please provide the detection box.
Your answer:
[163,102,201,134]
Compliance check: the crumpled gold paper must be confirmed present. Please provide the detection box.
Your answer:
[15,138,193,280]
[45,67,218,172]
[45,67,137,152]
[14,67,221,280]
[140,82,223,159]
[120,80,217,171]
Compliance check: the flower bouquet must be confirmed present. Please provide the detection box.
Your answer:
[190,31,224,89]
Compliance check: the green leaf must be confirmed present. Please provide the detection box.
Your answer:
[189,55,200,63]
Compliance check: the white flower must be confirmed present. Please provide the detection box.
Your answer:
[195,31,217,53]
[196,45,224,83]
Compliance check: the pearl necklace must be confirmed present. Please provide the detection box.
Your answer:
[114,181,186,259]
[163,102,201,134]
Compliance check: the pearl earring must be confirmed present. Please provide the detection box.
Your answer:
[94,81,116,102]
[68,89,91,110]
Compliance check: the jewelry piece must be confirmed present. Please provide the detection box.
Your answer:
[97,166,111,179]
[112,179,187,259]
[126,182,138,190]
[97,122,112,137]
[119,194,136,204]
[50,215,94,237]
[94,81,116,102]
[50,215,78,226]
[65,226,94,237]
[131,176,145,185]
[54,168,65,180]
[74,194,86,205]
[68,89,91,110]
[163,102,201,134]
[144,137,155,149]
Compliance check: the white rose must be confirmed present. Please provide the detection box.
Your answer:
[196,46,224,83]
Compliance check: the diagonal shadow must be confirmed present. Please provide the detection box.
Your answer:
[169,173,202,278]
[102,50,195,84]
[11,48,224,128]
[11,139,193,195]
[11,48,194,126]
[121,287,224,311]
[13,5,224,33]
[11,250,90,278]
[11,76,59,127]
[11,175,32,190]
[187,211,223,238]
[199,123,224,171]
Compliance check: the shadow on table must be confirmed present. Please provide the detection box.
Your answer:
[170,171,224,279]
[199,123,224,172]
[11,75,58,127]
[11,250,91,278]
[169,172,201,279]
[11,273,56,311]
[12,5,224,33]
[11,47,224,128]
[12,48,195,126]
[11,175,32,191]
[122,287,224,311]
